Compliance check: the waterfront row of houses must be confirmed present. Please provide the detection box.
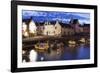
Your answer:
[22,17,90,37]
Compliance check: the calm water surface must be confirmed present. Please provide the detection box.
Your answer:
[37,44,90,61]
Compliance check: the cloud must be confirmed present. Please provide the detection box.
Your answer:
[70,13,90,19]
[22,10,90,24]
[79,19,90,24]
[22,10,47,17]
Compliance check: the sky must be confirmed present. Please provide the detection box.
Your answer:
[22,10,90,24]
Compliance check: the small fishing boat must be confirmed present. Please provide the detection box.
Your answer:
[35,42,49,52]
[68,40,76,45]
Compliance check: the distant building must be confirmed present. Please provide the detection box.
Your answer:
[22,17,37,37]
[54,21,62,36]
[22,22,29,37]
[22,18,90,37]
[43,21,55,36]
[70,19,81,33]
[29,18,37,36]
[60,23,74,36]
[36,20,62,36]
[82,24,90,34]
[36,22,45,35]
[79,25,84,33]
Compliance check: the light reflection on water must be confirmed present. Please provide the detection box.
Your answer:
[36,44,90,61]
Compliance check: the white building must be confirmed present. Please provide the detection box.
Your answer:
[29,19,37,36]
[22,22,29,37]
[43,21,55,36]
[42,21,62,36]
[54,21,62,36]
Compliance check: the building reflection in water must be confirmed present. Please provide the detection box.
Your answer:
[22,41,90,62]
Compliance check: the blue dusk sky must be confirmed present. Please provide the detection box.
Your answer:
[22,10,90,24]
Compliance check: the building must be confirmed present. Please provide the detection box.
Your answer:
[22,17,90,37]
[36,22,45,36]
[82,24,90,34]
[41,21,62,36]
[43,21,55,36]
[69,19,84,34]
[28,18,37,36]
[22,18,31,38]
[54,21,62,36]
[22,22,29,37]
[79,25,84,33]
[60,23,74,36]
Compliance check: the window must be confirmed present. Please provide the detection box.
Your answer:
[46,31,48,35]
[55,26,57,29]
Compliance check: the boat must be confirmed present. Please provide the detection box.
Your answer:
[35,42,49,52]
[68,40,76,45]
[79,38,85,43]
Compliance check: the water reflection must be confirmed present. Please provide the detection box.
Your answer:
[77,44,90,59]
[22,43,90,62]
[36,43,90,61]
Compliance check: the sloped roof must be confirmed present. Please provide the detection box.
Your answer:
[69,19,79,24]
[83,24,90,27]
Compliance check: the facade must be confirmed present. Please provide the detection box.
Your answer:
[22,18,90,37]
[70,19,84,34]
[36,22,44,35]
[61,24,74,36]
[43,21,55,36]
[41,21,62,36]
[22,17,37,37]
[22,22,29,37]
[29,20,37,36]
[82,24,90,34]
[54,21,62,36]
[65,25,74,36]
